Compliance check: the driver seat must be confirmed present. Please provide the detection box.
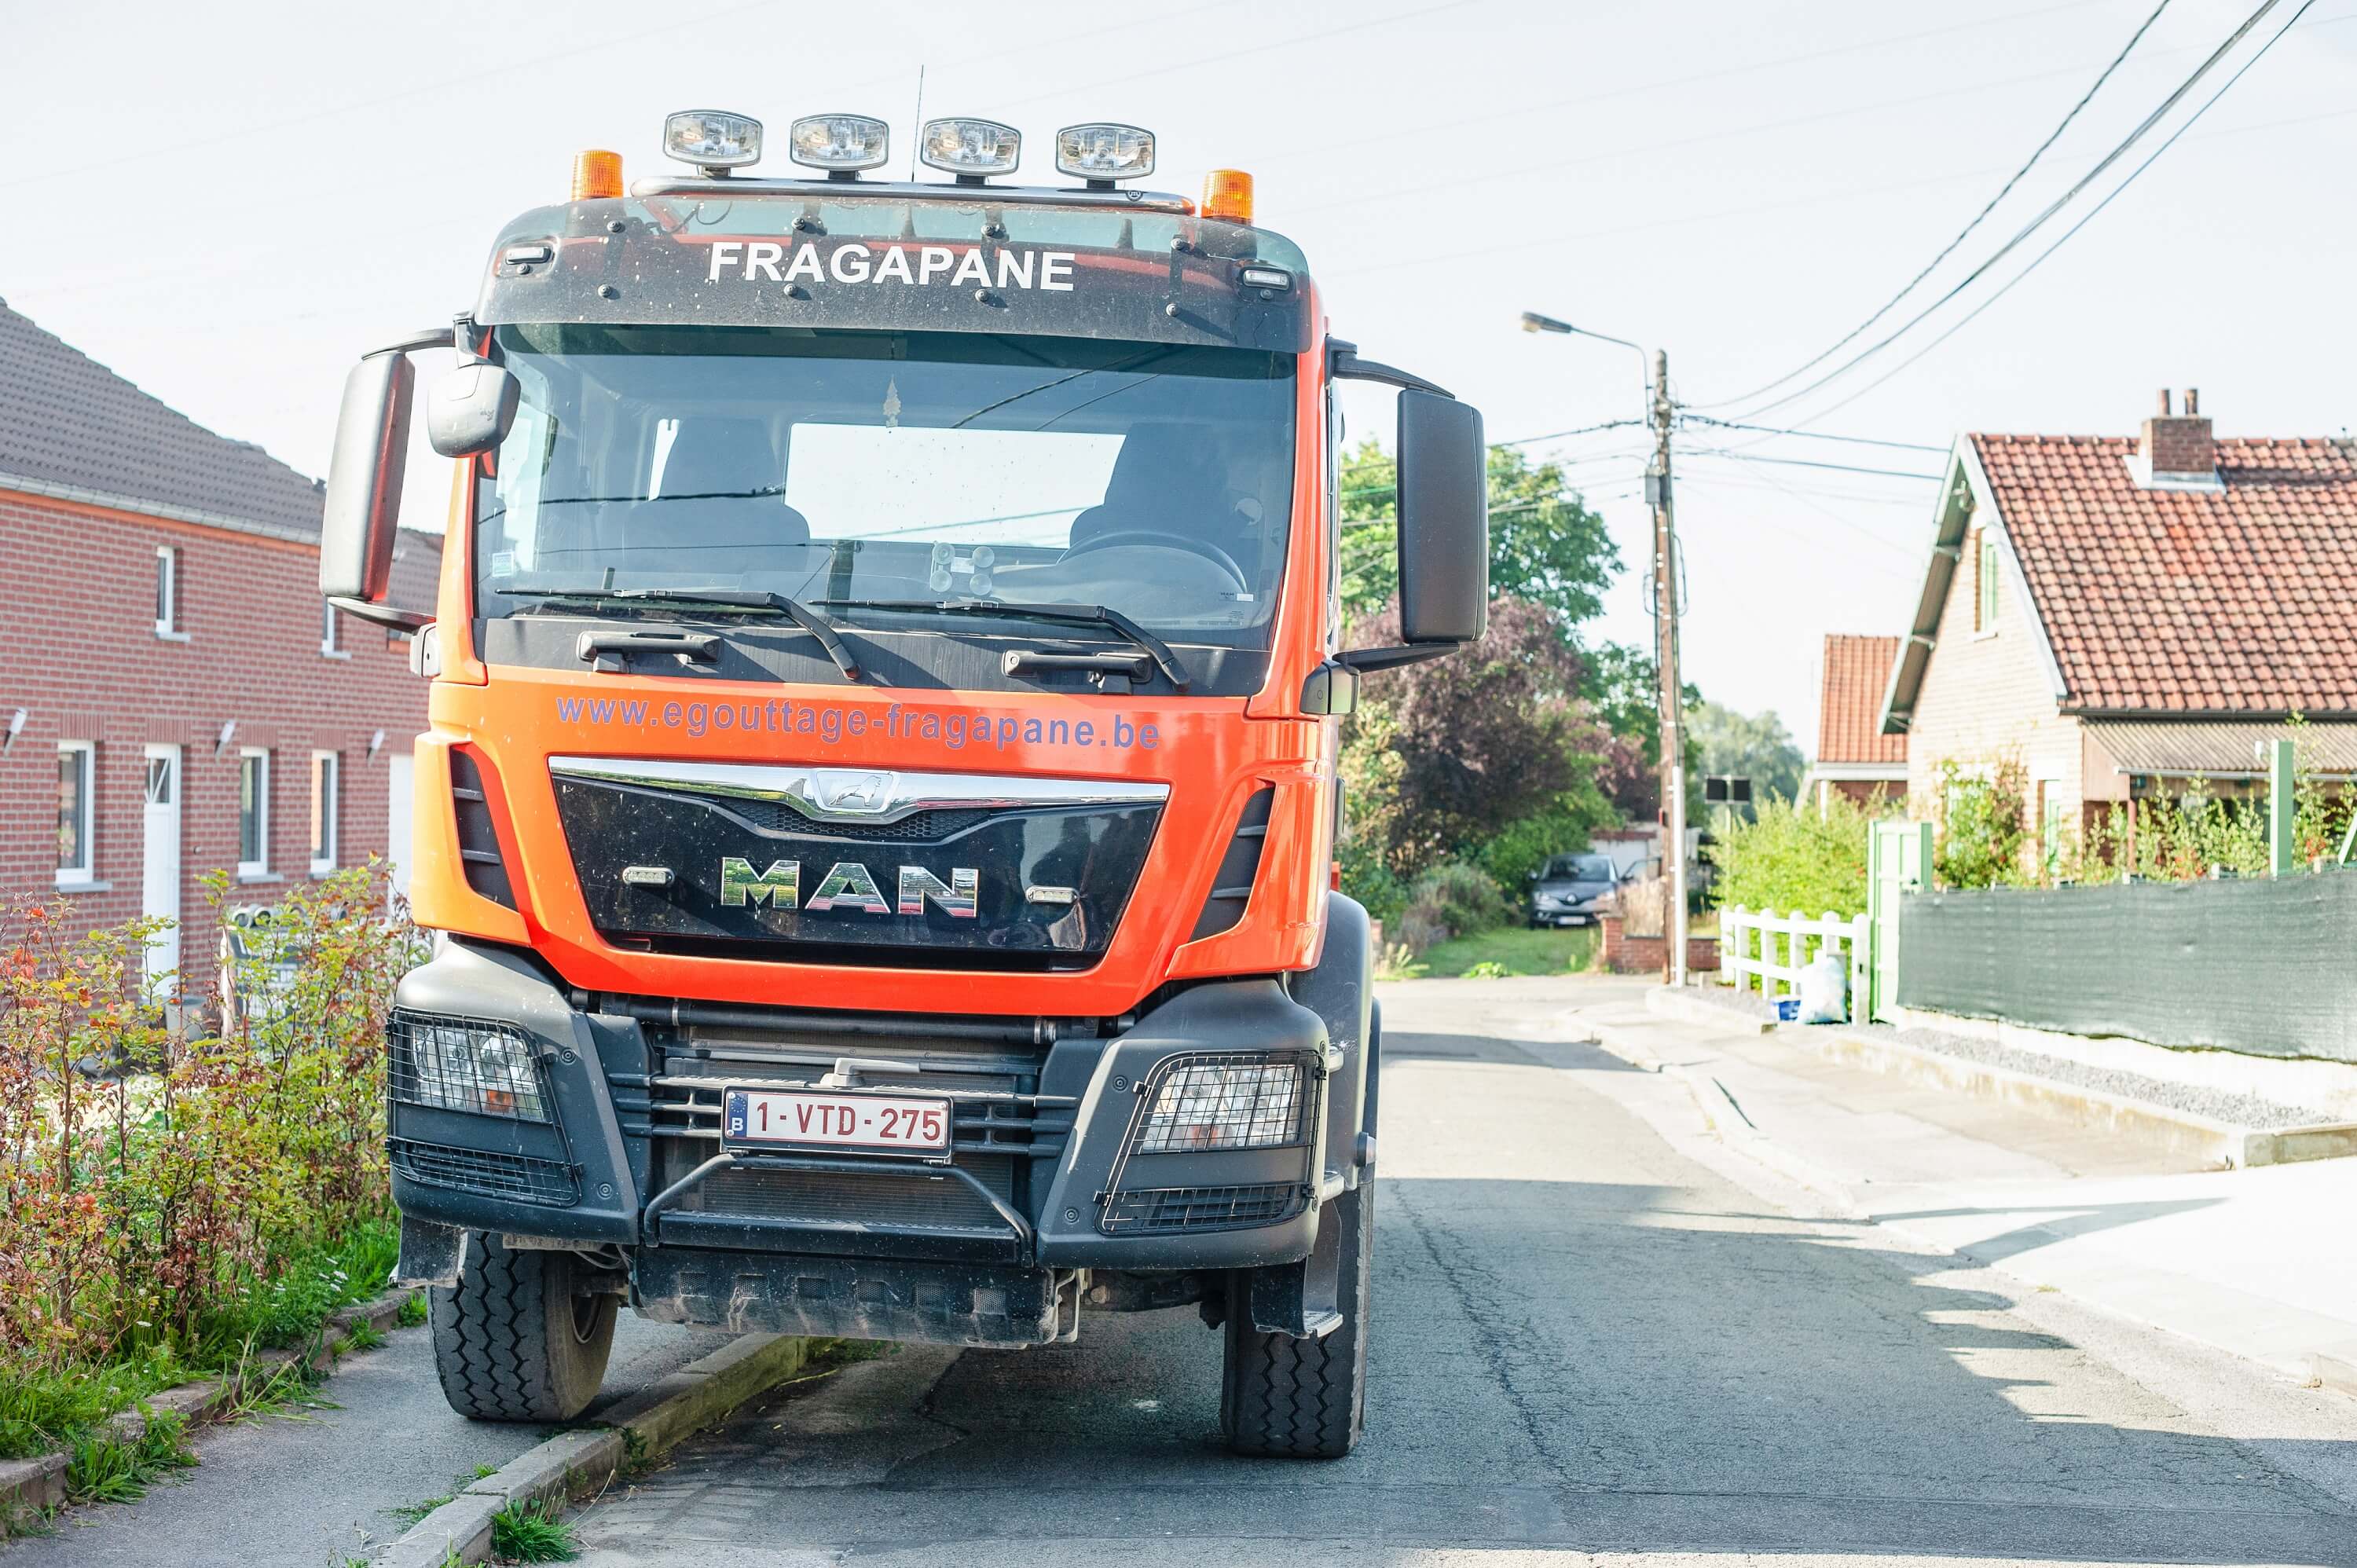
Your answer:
[1065,423,1241,557]
[619,417,813,573]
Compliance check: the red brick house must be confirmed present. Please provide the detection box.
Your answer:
[0,300,438,980]
[1802,633,1907,809]
[1880,389,2357,865]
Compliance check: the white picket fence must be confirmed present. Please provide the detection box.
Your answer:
[1719,905,1870,1011]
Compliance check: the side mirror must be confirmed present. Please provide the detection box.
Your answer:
[320,351,415,603]
[427,362,519,457]
[1395,388,1488,645]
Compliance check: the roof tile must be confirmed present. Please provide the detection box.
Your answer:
[1817,634,1908,764]
[1971,433,2357,714]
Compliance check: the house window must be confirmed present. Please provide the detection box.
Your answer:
[1975,532,2000,632]
[321,599,339,656]
[238,748,271,877]
[155,547,185,639]
[310,750,339,874]
[57,742,95,885]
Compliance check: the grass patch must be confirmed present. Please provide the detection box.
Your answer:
[491,1501,580,1563]
[339,1320,387,1357]
[0,1222,399,1463]
[395,1291,430,1329]
[64,1411,194,1505]
[1383,925,1598,980]
[387,1490,455,1529]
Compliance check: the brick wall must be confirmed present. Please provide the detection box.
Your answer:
[1598,914,1718,976]
[1904,519,2084,864]
[0,489,434,973]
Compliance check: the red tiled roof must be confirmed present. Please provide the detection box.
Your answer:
[1971,434,2357,714]
[1817,633,1907,764]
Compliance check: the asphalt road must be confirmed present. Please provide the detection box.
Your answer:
[564,977,2357,1567]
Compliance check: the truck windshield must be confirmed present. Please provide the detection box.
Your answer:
[475,324,1297,646]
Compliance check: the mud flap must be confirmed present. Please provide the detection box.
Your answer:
[393,1215,471,1288]
[1244,1195,1344,1339]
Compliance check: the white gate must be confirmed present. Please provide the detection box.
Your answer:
[1719,905,1869,1007]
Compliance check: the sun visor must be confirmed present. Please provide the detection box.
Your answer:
[474,197,1312,355]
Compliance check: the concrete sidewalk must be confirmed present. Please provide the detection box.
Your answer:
[1559,982,2357,1395]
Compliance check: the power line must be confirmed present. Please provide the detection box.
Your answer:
[1681,416,1950,455]
[1785,0,2317,430]
[1699,0,2176,411]
[1682,449,1946,483]
[1721,0,2289,423]
[1340,420,1645,476]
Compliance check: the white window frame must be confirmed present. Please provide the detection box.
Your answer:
[154,546,189,641]
[56,740,96,886]
[310,749,340,874]
[321,598,350,659]
[1974,533,2001,636]
[237,747,272,879]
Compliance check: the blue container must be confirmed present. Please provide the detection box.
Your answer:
[1771,997,1802,1024]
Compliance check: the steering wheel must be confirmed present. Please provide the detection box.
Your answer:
[1061,529,1250,591]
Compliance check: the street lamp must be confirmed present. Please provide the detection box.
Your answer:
[1521,307,1688,987]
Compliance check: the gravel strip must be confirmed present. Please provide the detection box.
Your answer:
[1867,1023,2337,1130]
[1696,985,1780,1023]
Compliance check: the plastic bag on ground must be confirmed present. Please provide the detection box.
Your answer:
[1796,951,1849,1025]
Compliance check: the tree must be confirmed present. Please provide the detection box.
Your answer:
[1341,598,1610,877]
[1688,702,1805,812]
[1581,643,1702,822]
[1337,441,1619,628]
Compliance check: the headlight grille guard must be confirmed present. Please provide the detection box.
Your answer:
[1096,1048,1323,1236]
[388,1009,555,1123]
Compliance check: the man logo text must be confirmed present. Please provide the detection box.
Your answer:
[717,857,979,918]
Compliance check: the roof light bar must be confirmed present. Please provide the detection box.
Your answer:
[664,110,763,175]
[1054,123,1154,186]
[789,113,890,177]
[920,118,1021,182]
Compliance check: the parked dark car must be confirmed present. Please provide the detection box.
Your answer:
[1528,852,1623,928]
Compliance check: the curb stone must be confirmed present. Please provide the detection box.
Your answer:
[2314,1345,2357,1400]
[0,1287,419,1522]
[370,1333,816,1566]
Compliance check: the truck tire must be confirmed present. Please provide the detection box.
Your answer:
[431,1233,617,1422]
[1220,1182,1373,1459]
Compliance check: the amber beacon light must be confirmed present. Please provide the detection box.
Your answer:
[570,149,624,200]
[1200,168,1254,225]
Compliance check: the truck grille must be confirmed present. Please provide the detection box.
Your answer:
[689,1158,1015,1233]
[390,1138,578,1207]
[1098,1182,1306,1236]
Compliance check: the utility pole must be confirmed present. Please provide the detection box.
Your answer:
[1648,350,1688,987]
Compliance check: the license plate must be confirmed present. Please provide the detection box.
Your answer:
[723,1089,951,1157]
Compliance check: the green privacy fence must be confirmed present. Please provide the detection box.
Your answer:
[1897,872,2357,1061]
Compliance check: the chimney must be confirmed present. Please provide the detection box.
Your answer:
[2138,387,2213,482]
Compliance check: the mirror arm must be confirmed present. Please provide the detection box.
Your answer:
[1337,643,1457,673]
[1327,339,1453,398]
[329,595,432,634]
[364,325,457,359]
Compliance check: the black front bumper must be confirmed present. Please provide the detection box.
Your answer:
[387,940,1350,1291]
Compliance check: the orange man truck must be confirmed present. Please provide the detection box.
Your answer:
[321,111,1486,1458]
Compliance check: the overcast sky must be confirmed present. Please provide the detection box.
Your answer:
[5,0,2352,753]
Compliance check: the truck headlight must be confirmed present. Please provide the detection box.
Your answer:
[390,1013,551,1123]
[1133,1054,1307,1153]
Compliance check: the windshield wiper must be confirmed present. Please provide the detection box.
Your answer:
[504,587,860,680]
[817,598,1189,689]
